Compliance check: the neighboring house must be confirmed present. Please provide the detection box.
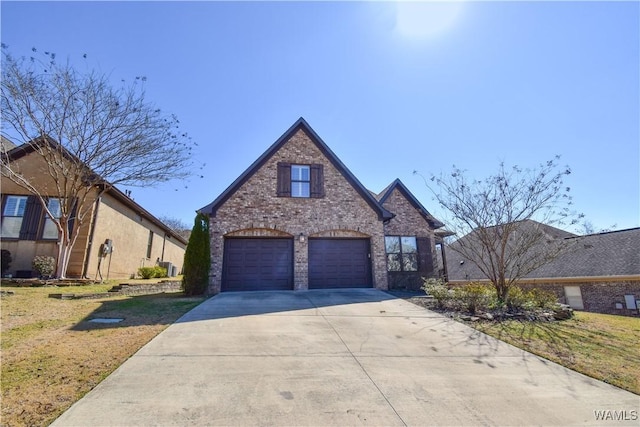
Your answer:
[446,222,640,316]
[1,139,187,280]
[198,117,447,294]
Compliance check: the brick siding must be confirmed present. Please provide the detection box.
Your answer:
[208,129,387,294]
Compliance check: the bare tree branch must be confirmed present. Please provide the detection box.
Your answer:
[415,158,583,302]
[1,47,197,278]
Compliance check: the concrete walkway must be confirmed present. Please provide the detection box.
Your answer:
[52,289,639,426]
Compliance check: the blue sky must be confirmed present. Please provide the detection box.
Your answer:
[2,1,639,232]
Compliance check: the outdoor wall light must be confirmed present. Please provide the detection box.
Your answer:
[299,233,305,243]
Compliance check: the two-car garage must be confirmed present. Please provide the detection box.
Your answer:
[221,237,372,292]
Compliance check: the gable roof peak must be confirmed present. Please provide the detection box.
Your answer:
[199,118,393,221]
[378,178,445,229]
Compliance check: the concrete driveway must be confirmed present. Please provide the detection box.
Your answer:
[53,289,638,426]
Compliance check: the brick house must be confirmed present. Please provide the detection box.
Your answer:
[1,139,187,280]
[198,118,448,294]
[446,222,640,316]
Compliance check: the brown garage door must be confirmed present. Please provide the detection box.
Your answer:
[308,238,372,289]
[222,238,293,292]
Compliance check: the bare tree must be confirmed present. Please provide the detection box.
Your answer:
[417,158,582,302]
[158,215,191,241]
[1,47,196,278]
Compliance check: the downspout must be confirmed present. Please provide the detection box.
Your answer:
[82,196,101,278]
[161,234,166,263]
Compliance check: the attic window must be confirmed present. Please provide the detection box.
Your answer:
[277,163,324,198]
[291,165,310,198]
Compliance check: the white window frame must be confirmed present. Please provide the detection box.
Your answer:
[291,165,310,198]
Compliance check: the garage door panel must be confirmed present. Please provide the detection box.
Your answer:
[309,238,372,289]
[222,238,293,292]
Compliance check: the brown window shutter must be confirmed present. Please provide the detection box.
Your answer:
[310,164,324,198]
[19,196,43,240]
[277,163,291,197]
[416,237,434,275]
[67,198,78,235]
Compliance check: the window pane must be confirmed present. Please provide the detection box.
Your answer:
[401,236,417,253]
[47,198,61,218]
[291,165,310,181]
[1,196,27,238]
[3,196,27,216]
[291,182,310,198]
[42,219,59,239]
[387,254,401,271]
[385,236,400,254]
[1,217,22,238]
[402,253,418,272]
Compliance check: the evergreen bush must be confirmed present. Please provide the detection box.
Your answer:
[32,255,56,278]
[182,213,211,295]
[138,267,156,279]
[137,266,168,279]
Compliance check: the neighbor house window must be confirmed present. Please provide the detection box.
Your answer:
[1,195,28,238]
[146,231,154,259]
[291,165,310,198]
[385,236,418,272]
[41,198,61,239]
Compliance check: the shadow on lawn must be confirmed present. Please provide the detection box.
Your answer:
[71,292,206,331]
[71,288,401,330]
[471,319,578,364]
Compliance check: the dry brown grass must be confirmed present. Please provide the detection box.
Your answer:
[1,283,204,427]
[408,297,639,395]
[472,311,640,395]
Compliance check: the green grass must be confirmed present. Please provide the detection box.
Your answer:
[473,311,640,394]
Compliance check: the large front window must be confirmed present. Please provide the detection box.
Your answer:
[291,165,310,198]
[385,236,418,271]
[1,195,28,238]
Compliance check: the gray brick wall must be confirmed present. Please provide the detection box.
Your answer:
[208,129,387,294]
[518,280,640,317]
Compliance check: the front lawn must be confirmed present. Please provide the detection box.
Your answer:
[472,311,640,395]
[1,283,205,427]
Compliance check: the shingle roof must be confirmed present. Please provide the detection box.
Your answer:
[529,228,640,278]
[446,222,640,280]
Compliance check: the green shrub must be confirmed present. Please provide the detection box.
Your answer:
[138,267,156,279]
[32,255,56,277]
[421,278,451,308]
[182,213,211,296]
[529,288,558,309]
[153,266,167,278]
[137,265,168,279]
[506,286,531,311]
[455,282,494,314]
